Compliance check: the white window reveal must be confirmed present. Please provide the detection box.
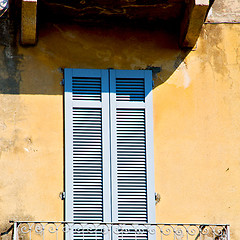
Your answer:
[64,69,155,240]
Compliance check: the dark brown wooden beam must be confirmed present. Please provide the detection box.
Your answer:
[21,0,37,45]
[180,0,209,48]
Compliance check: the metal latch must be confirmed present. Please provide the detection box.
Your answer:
[155,192,161,205]
[59,192,66,200]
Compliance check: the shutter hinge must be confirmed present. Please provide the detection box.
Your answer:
[60,79,64,86]
[59,192,66,200]
[155,192,161,205]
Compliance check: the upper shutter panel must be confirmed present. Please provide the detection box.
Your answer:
[64,69,111,226]
[72,76,101,101]
[110,70,155,226]
[116,77,145,102]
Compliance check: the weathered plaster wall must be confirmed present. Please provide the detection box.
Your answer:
[154,24,240,239]
[0,17,240,240]
[0,17,21,94]
[0,22,182,235]
[206,0,240,23]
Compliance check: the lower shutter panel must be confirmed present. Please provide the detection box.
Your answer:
[73,108,103,222]
[114,230,148,240]
[72,107,103,240]
[116,109,147,223]
[73,230,103,240]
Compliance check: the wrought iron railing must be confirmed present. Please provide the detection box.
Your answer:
[11,221,230,240]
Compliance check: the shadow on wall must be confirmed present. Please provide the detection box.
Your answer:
[0,15,191,95]
[0,11,22,94]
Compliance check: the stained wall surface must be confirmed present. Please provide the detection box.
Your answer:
[0,16,240,240]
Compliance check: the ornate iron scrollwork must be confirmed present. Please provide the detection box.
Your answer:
[12,221,229,240]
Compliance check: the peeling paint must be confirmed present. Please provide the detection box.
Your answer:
[206,0,240,23]
[181,62,191,89]
[0,121,7,130]
[24,147,29,152]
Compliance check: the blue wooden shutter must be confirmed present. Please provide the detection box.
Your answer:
[64,69,111,226]
[110,70,155,228]
[65,68,155,240]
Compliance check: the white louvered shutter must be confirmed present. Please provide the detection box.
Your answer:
[65,68,155,240]
[110,70,155,240]
[64,69,111,237]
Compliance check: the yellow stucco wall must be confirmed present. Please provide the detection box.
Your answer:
[154,24,240,239]
[0,23,240,239]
